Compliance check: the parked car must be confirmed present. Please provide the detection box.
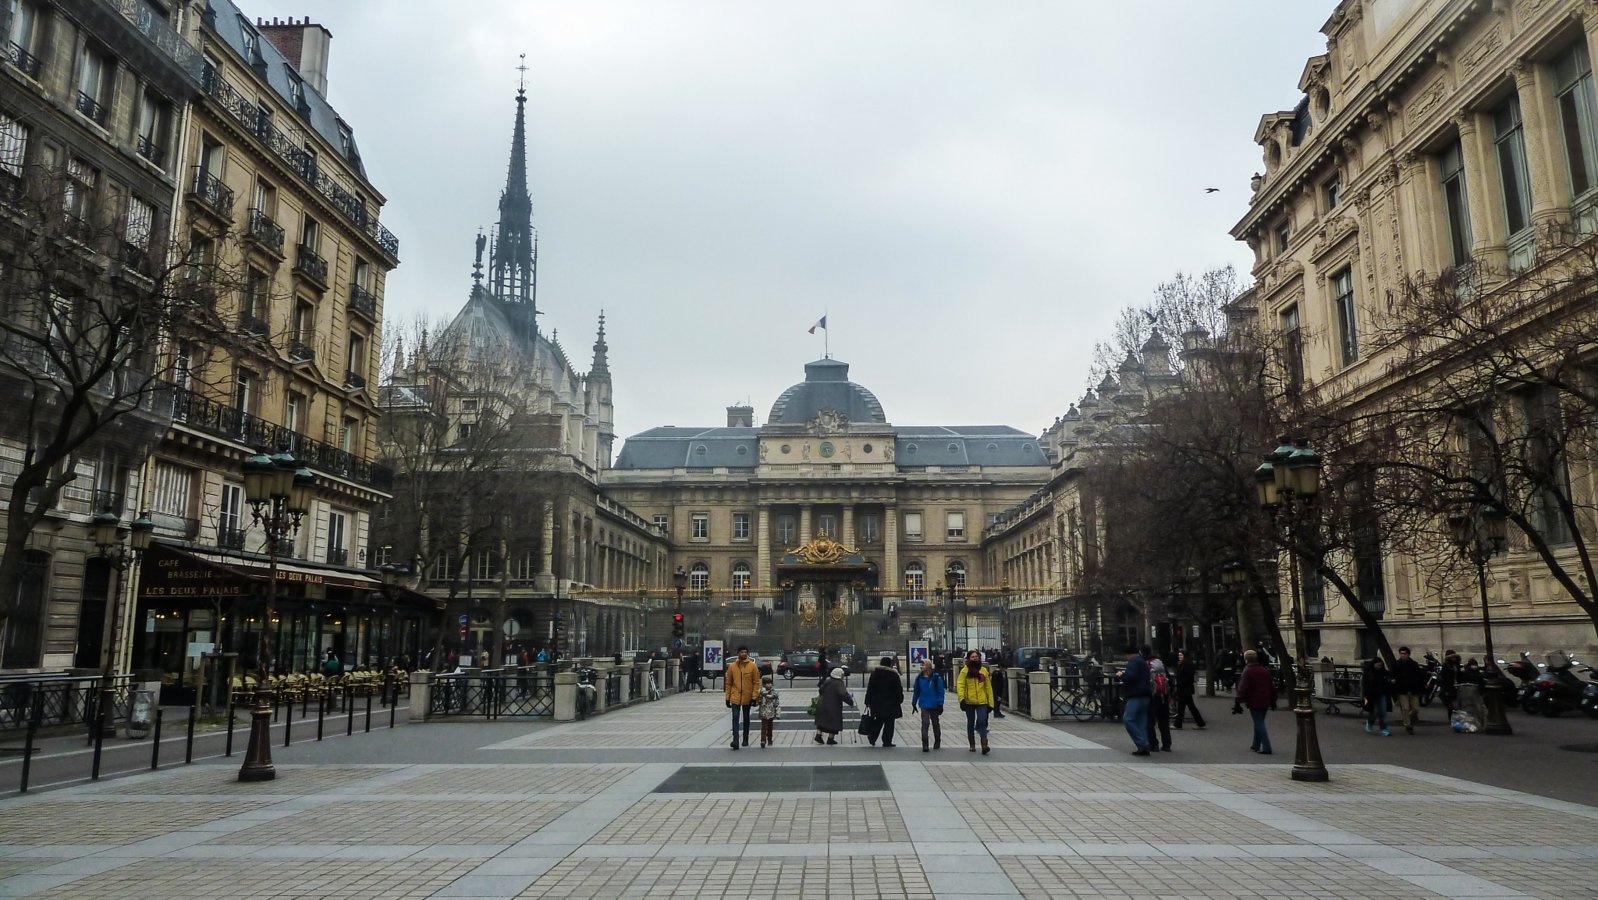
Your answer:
[1014,647,1069,672]
[778,651,845,680]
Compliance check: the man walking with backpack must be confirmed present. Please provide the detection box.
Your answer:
[1146,647,1172,752]
[1119,646,1152,756]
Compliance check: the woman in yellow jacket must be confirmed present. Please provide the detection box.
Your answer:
[955,650,996,755]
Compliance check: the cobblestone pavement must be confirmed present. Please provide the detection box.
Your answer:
[1,688,1596,898]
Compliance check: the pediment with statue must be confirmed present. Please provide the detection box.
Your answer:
[807,408,849,436]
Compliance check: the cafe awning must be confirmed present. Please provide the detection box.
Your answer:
[141,542,379,599]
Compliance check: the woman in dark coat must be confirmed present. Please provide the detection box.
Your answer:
[864,656,905,748]
[813,667,854,745]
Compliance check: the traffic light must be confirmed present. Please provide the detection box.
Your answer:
[671,612,685,638]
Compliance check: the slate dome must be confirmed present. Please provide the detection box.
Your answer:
[767,359,887,425]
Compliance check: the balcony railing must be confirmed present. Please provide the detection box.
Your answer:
[75,91,108,127]
[135,135,161,165]
[244,208,285,255]
[200,68,399,261]
[239,311,268,337]
[165,383,393,491]
[5,41,41,79]
[119,241,154,278]
[289,335,315,363]
[190,169,234,219]
[106,0,205,84]
[91,489,124,514]
[218,527,247,551]
[327,548,348,566]
[294,245,328,286]
[149,511,199,539]
[345,370,367,391]
[349,284,377,321]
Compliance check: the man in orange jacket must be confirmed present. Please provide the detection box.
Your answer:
[725,646,762,750]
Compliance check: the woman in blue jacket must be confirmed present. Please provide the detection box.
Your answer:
[910,658,946,752]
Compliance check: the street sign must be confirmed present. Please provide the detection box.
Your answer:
[458,614,469,626]
[502,619,521,637]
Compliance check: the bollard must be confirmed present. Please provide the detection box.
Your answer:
[301,687,309,719]
[273,691,279,723]
[225,695,236,757]
[389,686,397,729]
[150,708,163,770]
[19,693,41,793]
[283,701,292,747]
[346,685,354,736]
[90,706,106,781]
[185,704,197,764]
[317,693,325,741]
[364,689,372,733]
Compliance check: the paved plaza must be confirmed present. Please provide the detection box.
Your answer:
[1,687,1597,898]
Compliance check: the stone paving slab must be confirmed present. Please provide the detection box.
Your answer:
[0,689,1595,898]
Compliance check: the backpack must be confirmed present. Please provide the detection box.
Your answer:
[1151,667,1168,698]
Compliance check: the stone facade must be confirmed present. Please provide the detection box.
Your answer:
[1232,0,1598,661]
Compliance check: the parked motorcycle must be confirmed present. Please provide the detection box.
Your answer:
[1420,651,1441,707]
[1525,652,1588,718]
[1579,666,1598,719]
[1503,652,1546,714]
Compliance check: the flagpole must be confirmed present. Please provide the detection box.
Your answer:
[825,308,830,359]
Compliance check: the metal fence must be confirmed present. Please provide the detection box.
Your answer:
[0,675,133,731]
[429,670,554,719]
[1013,675,1031,714]
[1048,664,1124,722]
[604,670,622,707]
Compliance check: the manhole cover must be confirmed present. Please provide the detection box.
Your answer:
[1559,743,1598,753]
[653,764,887,793]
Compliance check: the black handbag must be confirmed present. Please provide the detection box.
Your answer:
[858,713,879,736]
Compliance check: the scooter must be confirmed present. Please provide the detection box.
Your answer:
[1502,652,1545,713]
[1420,651,1441,707]
[1579,666,1598,719]
[1526,652,1587,718]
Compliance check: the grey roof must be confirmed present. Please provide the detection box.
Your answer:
[767,359,887,425]
[612,424,1048,470]
[209,0,367,180]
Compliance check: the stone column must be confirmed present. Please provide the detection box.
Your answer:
[553,671,577,721]
[1393,153,1436,274]
[594,662,611,713]
[1512,60,1566,228]
[540,503,555,574]
[617,664,631,705]
[409,671,433,722]
[799,507,812,544]
[756,507,771,588]
[666,658,680,693]
[652,659,666,698]
[1455,111,1508,271]
[883,507,899,597]
[841,506,855,547]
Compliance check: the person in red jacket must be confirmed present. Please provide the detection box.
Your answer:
[1233,649,1275,755]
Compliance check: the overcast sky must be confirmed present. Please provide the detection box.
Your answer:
[257,1,1332,441]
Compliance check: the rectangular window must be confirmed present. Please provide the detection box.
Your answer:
[731,512,750,541]
[7,0,38,59]
[1275,221,1291,254]
[432,553,454,582]
[0,111,26,183]
[1521,387,1574,544]
[817,514,836,538]
[238,19,259,62]
[287,73,305,109]
[461,398,478,410]
[903,512,923,540]
[1301,561,1325,623]
[1492,96,1533,237]
[136,90,168,165]
[691,513,709,541]
[326,510,347,561]
[285,392,304,435]
[151,461,192,518]
[776,515,795,545]
[474,549,497,581]
[252,178,275,217]
[1556,41,1598,204]
[233,369,254,414]
[354,258,371,289]
[1281,304,1304,393]
[218,482,243,548]
[946,511,966,540]
[652,514,669,534]
[858,513,880,543]
[514,551,535,582]
[75,46,109,124]
[64,157,94,223]
[347,333,366,381]
[1324,175,1341,210]
[1439,141,1473,267]
[340,416,357,453]
[124,196,154,249]
[1332,268,1358,366]
[301,215,320,251]
[242,268,267,331]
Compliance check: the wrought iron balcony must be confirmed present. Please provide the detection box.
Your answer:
[218,527,247,551]
[164,382,393,492]
[199,67,400,261]
[105,0,205,85]
[75,91,108,127]
[91,489,124,514]
[244,208,285,256]
[294,245,328,287]
[5,41,41,79]
[149,512,199,539]
[289,335,315,363]
[189,169,234,219]
[119,241,154,279]
[345,370,367,391]
[349,284,377,322]
[239,311,269,337]
[135,134,161,166]
[327,548,349,566]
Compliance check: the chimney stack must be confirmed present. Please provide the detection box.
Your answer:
[258,16,333,96]
[726,405,754,428]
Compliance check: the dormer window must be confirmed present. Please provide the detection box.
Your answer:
[287,72,305,110]
[337,121,357,162]
[238,18,259,63]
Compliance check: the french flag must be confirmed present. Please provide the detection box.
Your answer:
[808,315,827,334]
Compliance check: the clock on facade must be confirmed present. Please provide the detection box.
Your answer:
[819,442,835,458]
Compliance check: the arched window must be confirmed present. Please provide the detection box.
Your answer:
[903,562,925,600]
[689,561,710,592]
[731,562,751,599]
[945,561,967,594]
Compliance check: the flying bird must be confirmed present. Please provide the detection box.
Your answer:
[1204,187,1220,193]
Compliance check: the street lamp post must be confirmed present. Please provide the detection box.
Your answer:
[91,512,153,738]
[1254,437,1329,782]
[238,452,315,782]
[1447,505,1512,735]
